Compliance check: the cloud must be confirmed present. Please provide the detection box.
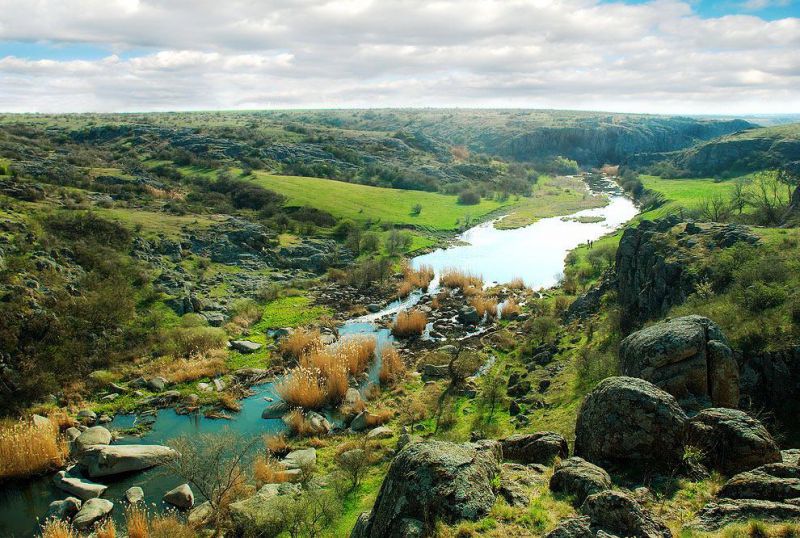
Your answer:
[0,0,798,113]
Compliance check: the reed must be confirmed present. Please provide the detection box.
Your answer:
[147,353,227,384]
[125,506,149,538]
[40,519,78,538]
[279,328,322,359]
[284,409,315,437]
[501,298,522,319]
[0,418,67,480]
[96,519,116,538]
[275,367,328,409]
[264,433,291,457]
[365,407,394,428]
[470,296,499,319]
[391,309,428,337]
[150,512,194,538]
[396,280,414,298]
[440,268,483,291]
[336,335,377,375]
[253,455,291,486]
[506,276,527,290]
[379,346,406,386]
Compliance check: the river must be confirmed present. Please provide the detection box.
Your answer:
[0,175,637,537]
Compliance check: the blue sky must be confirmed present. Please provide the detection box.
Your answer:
[0,0,797,113]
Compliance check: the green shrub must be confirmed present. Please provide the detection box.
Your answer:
[740,282,787,312]
[457,189,481,205]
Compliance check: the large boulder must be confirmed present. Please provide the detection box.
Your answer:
[574,376,687,470]
[549,457,612,505]
[44,497,82,522]
[546,490,671,538]
[717,463,800,502]
[73,498,113,530]
[78,444,178,478]
[229,483,301,535]
[686,408,781,475]
[619,315,738,409]
[53,470,107,500]
[500,432,568,465]
[690,499,800,531]
[352,440,500,537]
[72,426,112,454]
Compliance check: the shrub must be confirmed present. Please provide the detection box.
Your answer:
[145,353,226,383]
[150,512,195,538]
[379,346,406,386]
[0,418,67,480]
[385,229,413,255]
[284,409,316,437]
[254,455,291,486]
[264,434,291,457]
[168,325,228,358]
[500,298,521,319]
[527,315,559,345]
[506,277,526,290]
[740,282,787,312]
[279,328,322,359]
[392,310,428,337]
[361,232,380,253]
[458,190,481,205]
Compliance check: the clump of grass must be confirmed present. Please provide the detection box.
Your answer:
[150,512,194,538]
[470,296,499,319]
[217,392,242,412]
[399,263,435,295]
[297,335,377,406]
[0,418,67,480]
[365,407,394,428]
[506,276,527,290]
[279,328,322,359]
[275,367,328,409]
[253,455,291,486]
[125,506,149,538]
[264,433,291,457]
[284,409,315,437]
[501,298,522,319]
[440,268,483,292]
[336,335,377,375]
[379,346,406,386]
[145,352,227,384]
[392,310,428,337]
[40,519,78,538]
[96,519,116,538]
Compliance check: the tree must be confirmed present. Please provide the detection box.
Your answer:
[335,443,370,490]
[458,190,480,205]
[361,232,380,253]
[729,178,748,215]
[345,228,362,256]
[166,431,257,535]
[748,170,786,225]
[528,315,559,345]
[277,486,340,538]
[477,367,505,422]
[698,193,732,222]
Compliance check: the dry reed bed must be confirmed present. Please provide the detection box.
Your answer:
[501,298,522,318]
[470,295,499,319]
[279,328,322,359]
[391,310,428,337]
[379,346,406,386]
[0,418,67,481]
[440,268,483,296]
[397,263,435,298]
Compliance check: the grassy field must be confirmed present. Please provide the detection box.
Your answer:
[250,172,513,230]
[639,175,739,219]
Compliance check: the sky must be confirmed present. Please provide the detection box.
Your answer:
[0,0,798,114]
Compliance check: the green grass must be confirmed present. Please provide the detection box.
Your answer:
[94,207,219,239]
[639,175,739,219]
[253,295,332,329]
[250,172,513,230]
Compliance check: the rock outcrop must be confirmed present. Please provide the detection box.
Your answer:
[718,463,800,502]
[690,499,800,531]
[686,408,781,475]
[620,315,738,409]
[549,457,612,505]
[574,377,687,471]
[351,440,501,537]
[78,444,178,478]
[500,432,569,465]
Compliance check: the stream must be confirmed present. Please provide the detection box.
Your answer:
[0,176,637,537]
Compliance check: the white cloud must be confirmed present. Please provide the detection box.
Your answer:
[0,0,798,113]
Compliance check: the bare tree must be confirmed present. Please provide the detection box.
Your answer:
[698,193,732,222]
[167,430,258,535]
[748,171,786,225]
[729,178,748,215]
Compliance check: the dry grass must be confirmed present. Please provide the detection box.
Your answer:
[96,519,116,538]
[275,367,328,409]
[501,298,522,319]
[379,346,406,386]
[506,276,527,290]
[396,280,414,299]
[145,352,227,384]
[217,392,242,412]
[253,455,291,486]
[150,512,194,538]
[125,506,149,538]
[279,328,322,359]
[336,336,377,375]
[264,433,291,457]
[400,263,435,294]
[392,310,428,337]
[284,409,315,437]
[365,408,394,428]
[40,519,78,538]
[470,296,499,319]
[0,418,67,480]
[440,268,483,291]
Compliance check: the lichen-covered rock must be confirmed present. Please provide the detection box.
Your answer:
[689,499,800,531]
[53,470,107,500]
[163,483,194,509]
[580,490,672,538]
[229,483,301,534]
[352,440,500,537]
[73,498,113,530]
[44,497,82,522]
[686,408,781,475]
[500,432,568,465]
[72,426,112,454]
[718,463,800,502]
[574,376,687,471]
[78,444,178,477]
[549,457,612,504]
[619,315,737,409]
[545,516,594,538]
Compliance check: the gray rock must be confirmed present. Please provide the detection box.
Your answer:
[262,400,289,419]
[782,449,800,466]
[545,516,594,538]
[686,408,781,475]
[421,363,449,380]
[458,306,480,325]
[718,463,800,502]
[500,432,568,465]
[32,414,52,429]
[73,498,113,530]
[188,501,213,526]
[72,426,112,453]
[54,470,108,500]
[125,486,144,504]
[230,340,263,353]
[353,441,500,537]
[65,427,82,442]
[580,490,671,538]
[574,376,687,471]
[146,376,168,392]
[44,497,82,522]
[213,378,226,391]
[78,444,178,478]
[619,315,738,409]
[282,448,316,470]
[163,483,194,509]
[76,409,97,423]
[690,498,800,531]
[550,457,612,505]
[366,304,382,313]
[366,426,393,440]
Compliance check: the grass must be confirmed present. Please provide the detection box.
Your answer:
[143,354,227,383]
[254,296,332,330]
[500,298,522,319]
[639,175,740,220]
[379,346,406,386]
[40,520,78,538]
[250,171,513,230]
[471,296,499,319]
[440,268,484,292]
[275,367,328,409]
[253,455,292,486]
[279,328,322,359]
[0,418,67,480]
[125,506,149,538]
[391,310,428,337]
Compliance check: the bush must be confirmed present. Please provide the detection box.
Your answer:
[385,229,413,255]
[740,282,787,312]
[457,190,481,205]
[167,325,228,358]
